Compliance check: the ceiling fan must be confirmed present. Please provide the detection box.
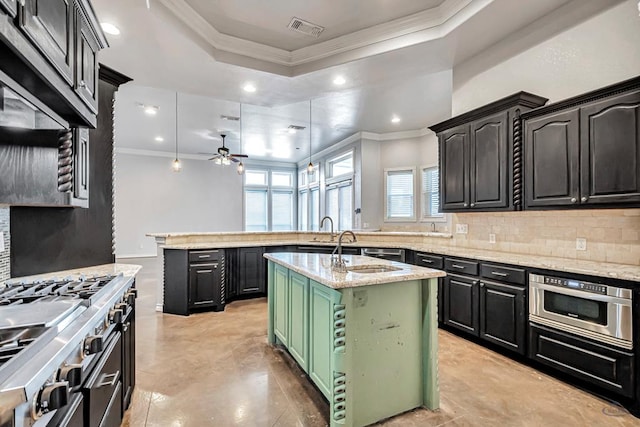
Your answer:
[207,134,248,166]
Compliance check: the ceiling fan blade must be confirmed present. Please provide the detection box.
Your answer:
[230,157,240,163]
[230,154,248,158]
[208,154,222,161]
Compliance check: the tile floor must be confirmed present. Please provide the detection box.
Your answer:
[121,257,639,426]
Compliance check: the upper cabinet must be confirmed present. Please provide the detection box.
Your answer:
[0,0,108,127]
[430,93,548,212]
[523,76,640,209]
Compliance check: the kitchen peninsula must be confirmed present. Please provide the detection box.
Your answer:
[264,252,445,427]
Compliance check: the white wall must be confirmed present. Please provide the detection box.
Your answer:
[114,153,243,257]
[453,0,640,114]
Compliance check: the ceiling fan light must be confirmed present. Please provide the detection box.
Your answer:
[222,157,231,166]
[172,158,182,172]
[237,162,245,175]
[213,158,222,165]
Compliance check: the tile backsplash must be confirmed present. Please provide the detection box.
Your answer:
[0,208,9,281]
[449,209,640,265]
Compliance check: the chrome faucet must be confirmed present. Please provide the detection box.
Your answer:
[320,216,335,241]
[331,230,357,272]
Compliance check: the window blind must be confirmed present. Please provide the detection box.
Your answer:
[386,170,414,219]
[422,167,442,218]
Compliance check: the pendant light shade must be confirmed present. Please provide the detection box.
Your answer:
[307,99,313,174]
[172,92,182,172]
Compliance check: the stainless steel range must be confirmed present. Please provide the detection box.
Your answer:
[0,266,139,427]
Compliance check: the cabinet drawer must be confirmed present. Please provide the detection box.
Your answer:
[415,253,443,269]
[480,263,526,285]
[188,250,220,262]
[444,258,478,276]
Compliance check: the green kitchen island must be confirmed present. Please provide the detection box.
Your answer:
[265,252,446,427]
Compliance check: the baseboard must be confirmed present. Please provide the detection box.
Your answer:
[116,253,157,259]
[156,303,163,312]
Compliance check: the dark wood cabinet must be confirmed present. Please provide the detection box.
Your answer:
[440,125,469,210]
[20,0,75,85]
[430,92,548,212]
[580,90,640,205]
[479,280,526,354]
[236,247,265,295]
[121,301,135,412]
[0,0,17,17]
[74,5,99,112]
[523,77,640,209]
[163,249,225,315]
[443,274,479,336]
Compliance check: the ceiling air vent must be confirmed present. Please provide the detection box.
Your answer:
[287,17,324,38]
[220,114,240,121]
[288,125,306,131]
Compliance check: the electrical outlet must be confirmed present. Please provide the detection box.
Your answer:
[456,224,468,234]
[489,233,496,244]
[576,238,587,251]
[363,222,369,228]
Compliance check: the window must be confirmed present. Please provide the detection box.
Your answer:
[327,151,353,180]
[244,168,296,231]
[421,166,444,221]
[326,180,353,230]
[385,168,415,221]
[298,164,320,231]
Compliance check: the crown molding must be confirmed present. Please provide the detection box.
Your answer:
[157,0,492,72]
[115,147,211,160]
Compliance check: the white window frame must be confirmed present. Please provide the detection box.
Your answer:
[420,165,447,223]
[243,167,296,231]
[384,167,416,222]
[326,149,354,184]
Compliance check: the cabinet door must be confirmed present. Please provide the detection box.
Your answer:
[121,307,135,411]
[470,112,509,209]
[73,127,89,203]
[479,280,526,354]
[188,263,219,308]
[439,125,469,210]
[0,0,17,17]
[75,5,99,112]
[525,109,580,207]
[20,0,74,84]
[237,247,265,295]
[308,280,341,400]
[273,265,289,346]
[580,90,640,205]
[288,271,309,372]
[443,274,479,336]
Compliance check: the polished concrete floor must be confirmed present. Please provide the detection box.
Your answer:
[121,257,639,426]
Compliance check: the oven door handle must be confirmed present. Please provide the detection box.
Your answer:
[96,371,120,388]
[530,283,631,306]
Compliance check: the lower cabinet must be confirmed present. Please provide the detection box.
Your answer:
[235,247,266,296]
[273,264,289,346]
[288,271,309,371]
[121,303,136,412]
[163,249,225,315]
[444,274,479,336]
[479,280,526,355]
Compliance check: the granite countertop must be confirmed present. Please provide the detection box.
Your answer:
[2,263,142,285]
[160,238,640,282]
[264,253,445,289]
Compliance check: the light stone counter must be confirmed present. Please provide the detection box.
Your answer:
[1,263,142,285]
[264,253,445,289]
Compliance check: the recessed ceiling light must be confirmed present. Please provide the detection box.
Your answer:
[100,22,120,36]
[391,115,401,124]
[333,76,346,85]
[155,136,164,142]
[243,83,256,93]
[143,105,159,115]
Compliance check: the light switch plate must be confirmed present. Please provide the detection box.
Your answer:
[489,233,496,244]
[576,238,587,251]
[456,224,468,234]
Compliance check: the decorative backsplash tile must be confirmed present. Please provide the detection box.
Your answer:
[0,208,9,281]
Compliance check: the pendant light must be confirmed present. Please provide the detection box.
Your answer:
[307,99,314,174]
[172,92,182,172]
[237,103,245,175]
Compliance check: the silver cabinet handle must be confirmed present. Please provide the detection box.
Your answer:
[421,259,433,264]
[480,283,484,287]
[451,264,465,269]
[463,203,468,207]
[571,197,577,203]
[96,371,119,388]
[491,271,508,277]
[79,80,86,88]
[198,255,210,258]
[196,268,217,273]
[123,322,130,332]
[581,196,588,202]
[470,203,475,207]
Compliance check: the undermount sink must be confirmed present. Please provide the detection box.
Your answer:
[346,265,402,274]
[308,239,335,243]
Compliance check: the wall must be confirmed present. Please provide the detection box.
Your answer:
[10,74,128,277]
[446,0,640,265]
[0,208,9,281]
[114,152,243,257]
[360,139,381,229]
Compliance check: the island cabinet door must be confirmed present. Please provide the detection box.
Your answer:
[188,263,219,308]
[308,280,342,400]
[288,272,309,372]
[443,274,479,336]
[273,264,289,346]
